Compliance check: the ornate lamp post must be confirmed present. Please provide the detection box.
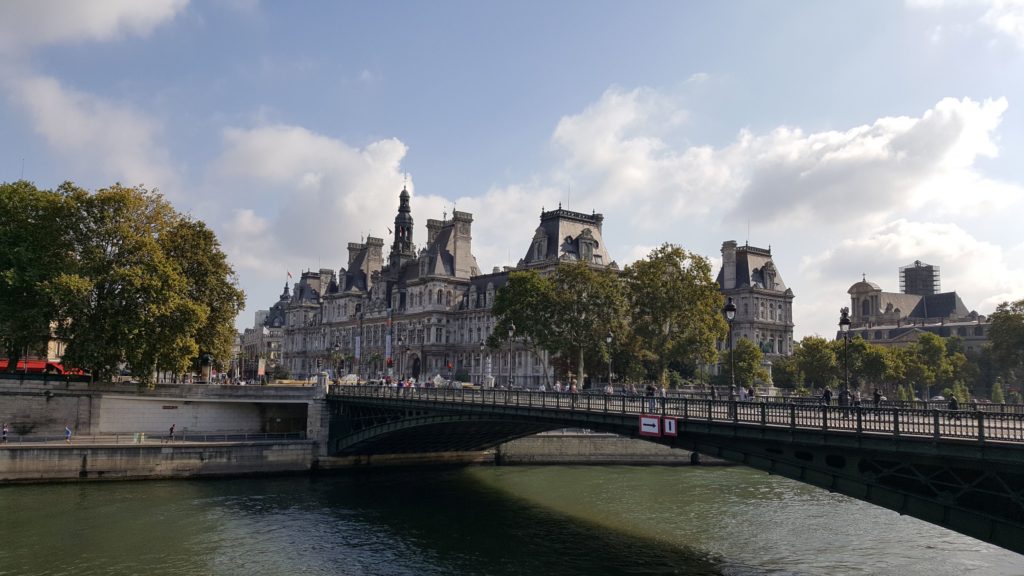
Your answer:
[508,322,516,389]
[839,307,851,392]
[396,337,403,380]
[605,331,613,389]
[723,297,737,401]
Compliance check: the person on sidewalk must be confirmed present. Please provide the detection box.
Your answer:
[64,424,72,444]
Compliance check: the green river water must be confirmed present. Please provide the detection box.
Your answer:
[0,465,1021,575]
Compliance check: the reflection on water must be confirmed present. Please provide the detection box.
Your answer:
[0,465,1020,576]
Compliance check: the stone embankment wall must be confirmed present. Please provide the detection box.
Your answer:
[498,433,698,465]
[0,379,319,437]
[0,442,315,483]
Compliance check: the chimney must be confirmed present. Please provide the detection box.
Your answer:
[721,241,737,290]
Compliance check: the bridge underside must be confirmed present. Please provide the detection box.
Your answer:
[328,397,1024,556]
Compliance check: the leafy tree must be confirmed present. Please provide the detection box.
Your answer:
[989,299,1024,380]
[720,337,769,386]
[491,261,625,385]
[0,181,75,370]
[992,379,1005,403]
[770,354,802,388]
[490,269,558,385]
[36,182,244,384]
[622,244,728,386]
[160,219,245,368]
[793,336,837,390]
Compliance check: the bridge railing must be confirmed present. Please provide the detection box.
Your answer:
[329,385,1024,444]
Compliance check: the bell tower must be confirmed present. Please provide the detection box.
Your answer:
[389,186,416,269]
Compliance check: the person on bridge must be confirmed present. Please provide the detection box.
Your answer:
[873,388,882,408]
[167,424,175,443]
[821,387,833,406]
[838,388,851,418]
[947,394,961,421]
[64,424,72,444]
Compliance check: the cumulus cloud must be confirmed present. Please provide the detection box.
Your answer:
[908,0,1024,48]
[548,89,1018,240]
[541,88,1024,338]
[0,0,187,55]
[7,74,179,192]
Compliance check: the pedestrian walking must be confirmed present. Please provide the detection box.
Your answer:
[167,424,176,443]
[64,424,72,444]
[821,386,833,405]
[947,394,961,421]
[645,384,657,413]
[2,422,8,443]
[873,388,882,408]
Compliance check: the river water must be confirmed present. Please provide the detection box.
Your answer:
[1,465,1021,576]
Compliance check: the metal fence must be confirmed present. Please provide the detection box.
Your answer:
[0,432,306,445]
[330,385,1024,444]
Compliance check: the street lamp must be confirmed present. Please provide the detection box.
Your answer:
[397,337,403,380]
[839,307,851,392]
[723,297,737,401]
[605,331,613,389]
[508,322,516,389]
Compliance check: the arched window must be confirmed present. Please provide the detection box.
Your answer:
[437,288,443,304]
[861,298,871,317]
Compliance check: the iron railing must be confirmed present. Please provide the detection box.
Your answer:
[329,385,1024,444]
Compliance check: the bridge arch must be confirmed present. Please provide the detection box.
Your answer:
[327,387,1024,555]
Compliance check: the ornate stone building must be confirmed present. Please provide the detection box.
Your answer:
[716,240,795,357]
[280,188,616,387]
[238,287,288,380]
[845,263,990,352]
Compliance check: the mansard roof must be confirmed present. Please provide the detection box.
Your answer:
[520,206,613,268]
[717,243,789,292]
[909,291,970,319]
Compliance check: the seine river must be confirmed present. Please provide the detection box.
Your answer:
[1,465,1021,575]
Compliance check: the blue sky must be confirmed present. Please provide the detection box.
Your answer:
[2,0,1023,339]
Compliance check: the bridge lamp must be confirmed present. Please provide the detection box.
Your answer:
[508,322,516,389]
[723,297,737,401]
[605,332,613,389]
[839,307,851,392]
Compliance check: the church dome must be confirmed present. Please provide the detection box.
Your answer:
[848,279,881,294]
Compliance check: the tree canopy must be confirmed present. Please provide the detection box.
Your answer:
[0,181,244,383]
[622,244,727,386]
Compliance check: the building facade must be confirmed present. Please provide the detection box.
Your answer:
[280,189,617,388]
[716,240,796,357]
[845,263,990,352]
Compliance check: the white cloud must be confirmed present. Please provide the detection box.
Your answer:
[0,0,187,55]
[7,74,179,192]
[541,89,1024,339]
[908,0,1024,48]
[548,90,1019,236]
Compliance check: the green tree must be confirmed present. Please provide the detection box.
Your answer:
[622,244,727,386]
[0,181,75,370]
[491,261,625,385]
[720,337,769,386]
[793,336,837,390]
[42,183,243,384]
[770,354,802,389]
[992,379,1005,403]
[989,299,1024,381]
[160,219,245,369]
